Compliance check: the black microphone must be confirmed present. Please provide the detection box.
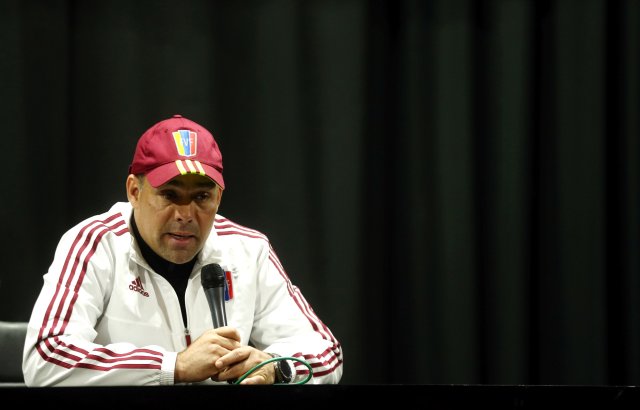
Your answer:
[201,263,227,328]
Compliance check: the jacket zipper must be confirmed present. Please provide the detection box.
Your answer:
[185,328,192,346]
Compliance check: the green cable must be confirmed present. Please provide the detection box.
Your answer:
[232,356,313,385]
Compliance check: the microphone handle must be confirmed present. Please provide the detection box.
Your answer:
[205,286,227,328]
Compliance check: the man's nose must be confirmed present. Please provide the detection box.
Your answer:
[174,202,194,222]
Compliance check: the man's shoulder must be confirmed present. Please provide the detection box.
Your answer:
[213,214,269,244]
[63,202,132,238]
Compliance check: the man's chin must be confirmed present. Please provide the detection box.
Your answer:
[160,248,199,265]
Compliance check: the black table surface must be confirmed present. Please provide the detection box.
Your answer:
[1,383,638,408]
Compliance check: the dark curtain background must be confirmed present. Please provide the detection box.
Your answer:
[1,0,638,385]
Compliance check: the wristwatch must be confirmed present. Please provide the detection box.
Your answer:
[269,353,292,384]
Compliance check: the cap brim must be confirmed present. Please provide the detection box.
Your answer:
[145,161,225,189]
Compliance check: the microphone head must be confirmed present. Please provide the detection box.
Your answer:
[201,263,226,289]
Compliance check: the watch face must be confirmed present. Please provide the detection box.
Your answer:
[278,360,292,383]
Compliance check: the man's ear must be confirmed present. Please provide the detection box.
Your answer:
[216,186,223,206]
[126,174,141,205]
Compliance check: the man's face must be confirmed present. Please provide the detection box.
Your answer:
[126,173,222,264]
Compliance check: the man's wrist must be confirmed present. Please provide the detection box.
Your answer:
[269,353,292,384]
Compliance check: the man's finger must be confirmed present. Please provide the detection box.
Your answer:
[215,347,251,368]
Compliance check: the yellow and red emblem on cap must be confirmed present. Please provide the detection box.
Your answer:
[172,130,206,177]
[172,130,197,157]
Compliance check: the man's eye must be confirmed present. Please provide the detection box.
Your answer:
[195,193,211,201]
[160,191,176,200]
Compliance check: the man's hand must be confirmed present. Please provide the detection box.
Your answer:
[214,346,276,384]
[174,326,241,383]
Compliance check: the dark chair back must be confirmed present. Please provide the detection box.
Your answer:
[0,321,28,384]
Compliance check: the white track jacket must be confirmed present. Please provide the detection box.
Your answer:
[23,202,343,386]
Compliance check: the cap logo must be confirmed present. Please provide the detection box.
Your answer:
[172,130,197,157]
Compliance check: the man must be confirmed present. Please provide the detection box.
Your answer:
[22,114,343,386]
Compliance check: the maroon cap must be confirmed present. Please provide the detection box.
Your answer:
[129,114,225,189]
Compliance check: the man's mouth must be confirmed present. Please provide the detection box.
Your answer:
[168,232,195,241]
